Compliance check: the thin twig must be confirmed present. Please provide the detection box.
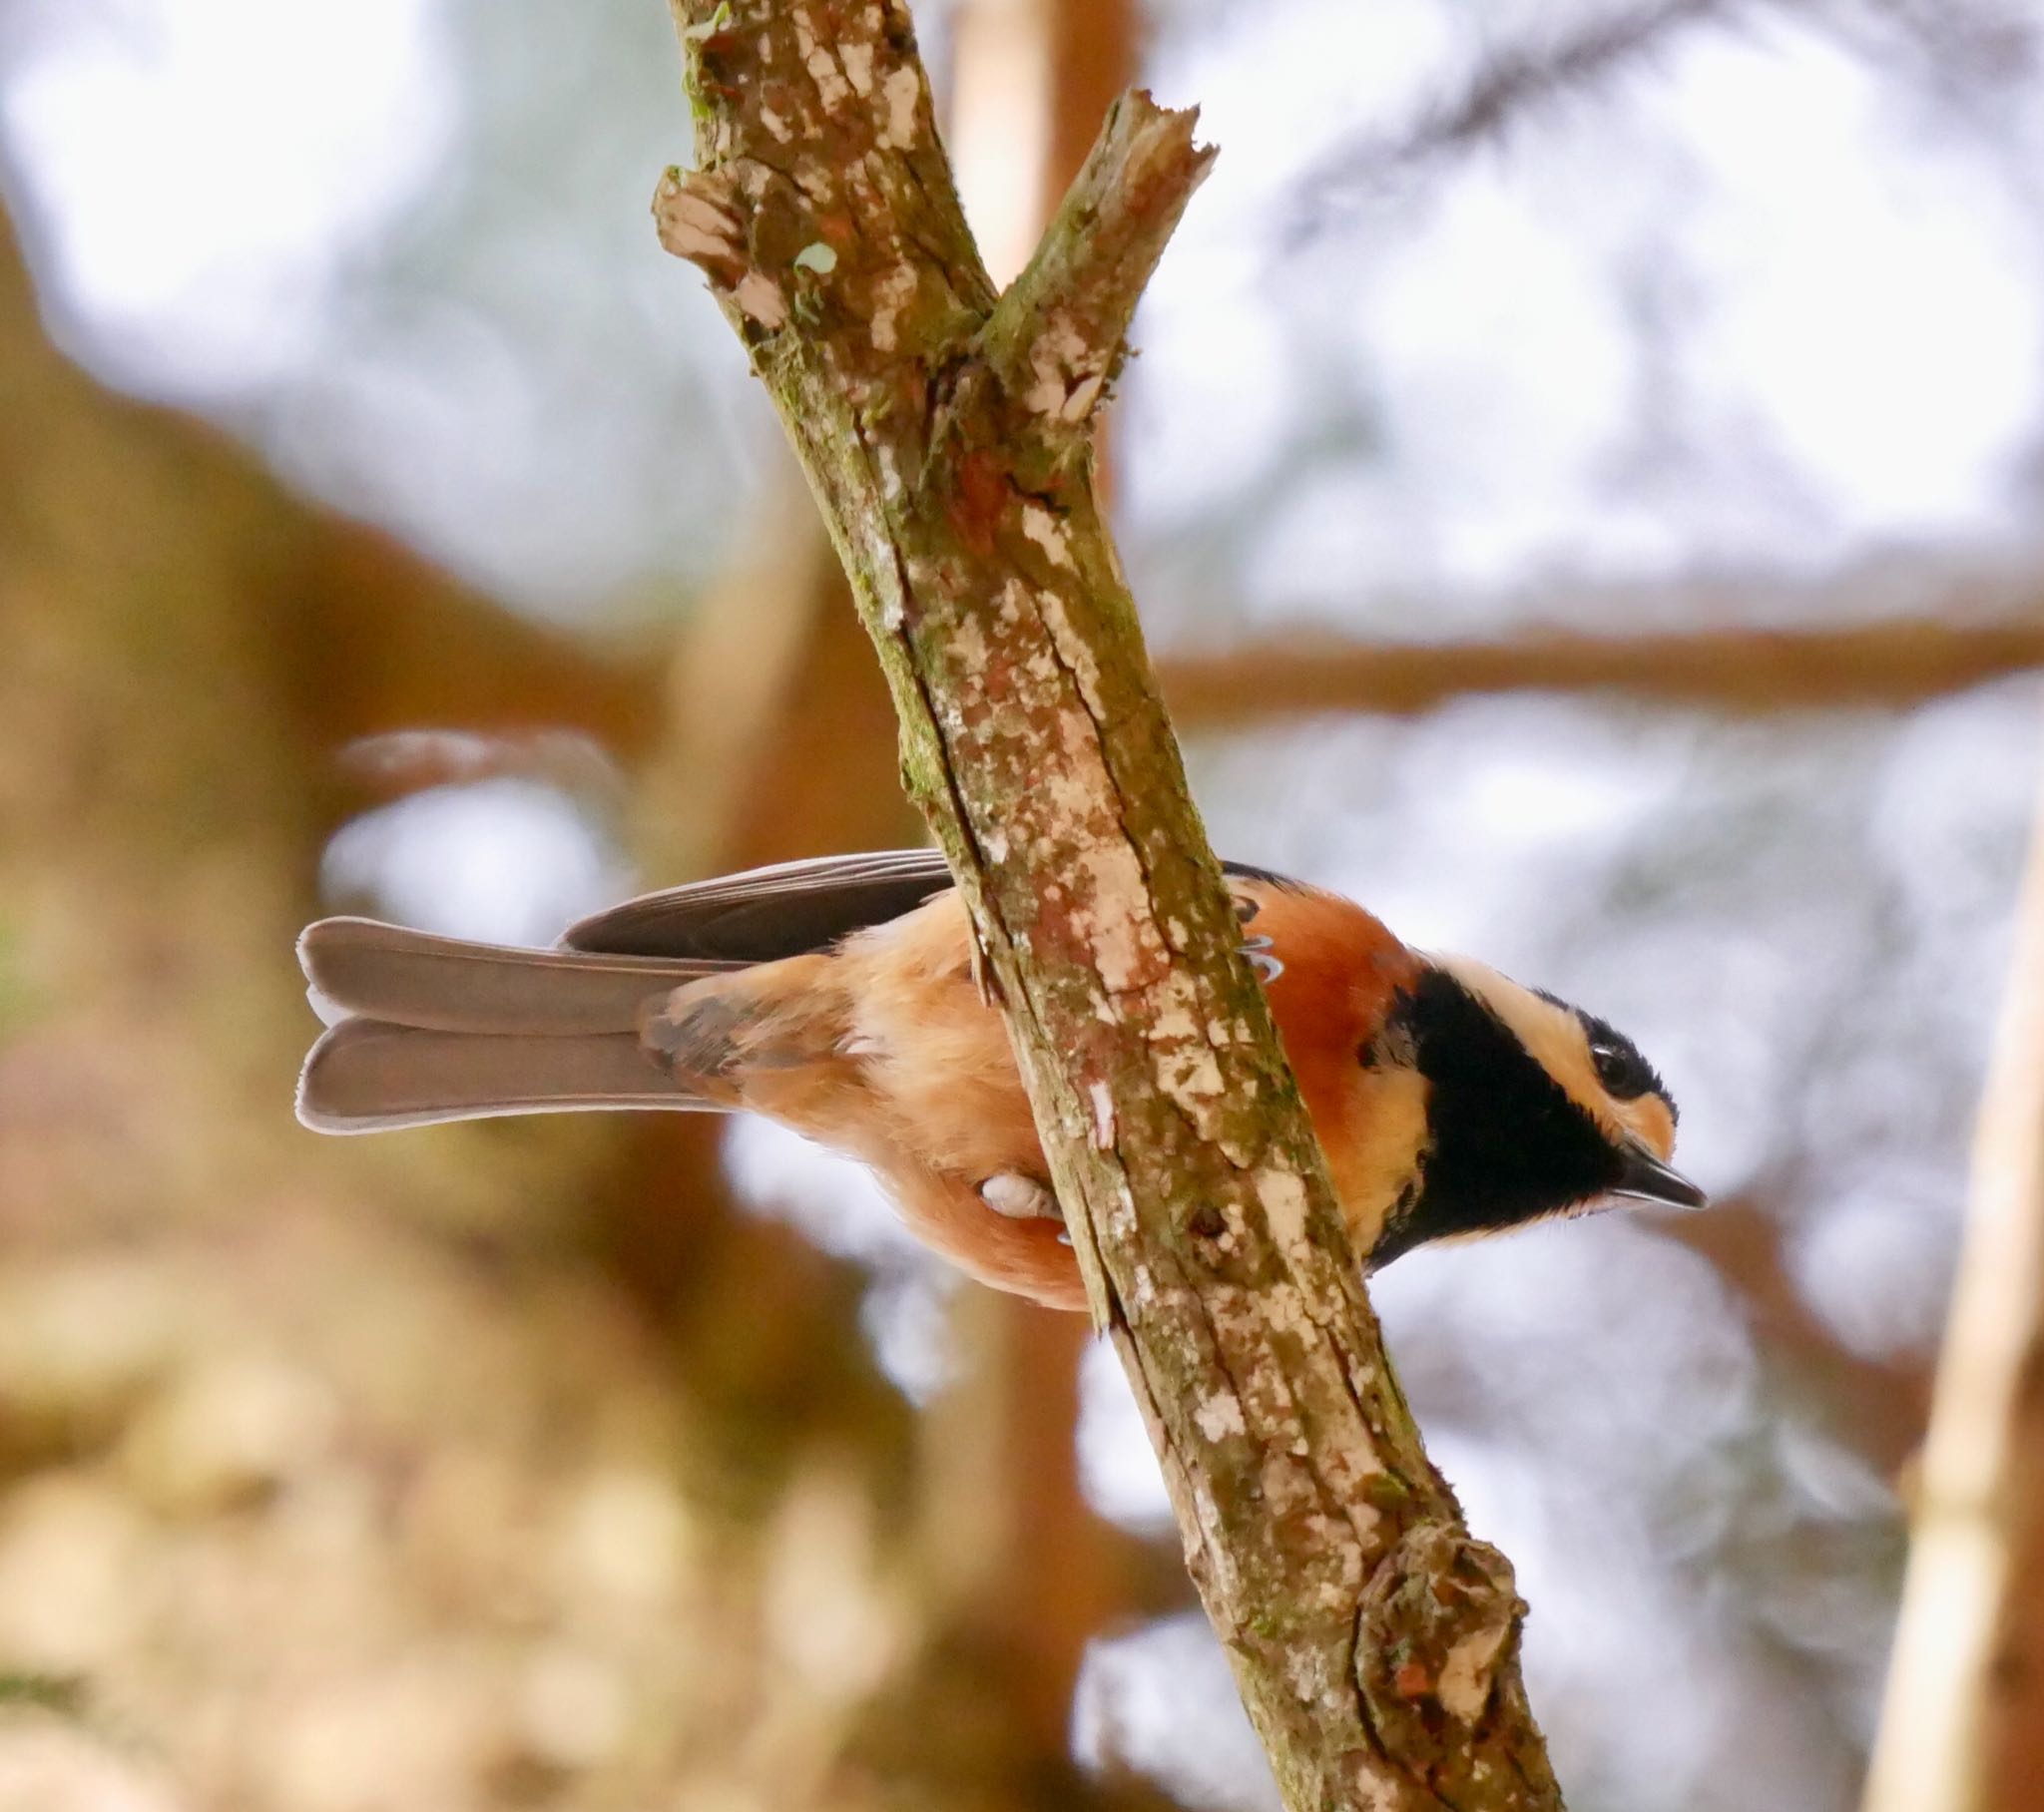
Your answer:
[1290,0,1732,234]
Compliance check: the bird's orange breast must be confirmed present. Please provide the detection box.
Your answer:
[794,879,1426,1310]
[1249,886,1429,1253]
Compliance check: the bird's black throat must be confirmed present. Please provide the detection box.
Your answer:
[1367,968,1626,1266]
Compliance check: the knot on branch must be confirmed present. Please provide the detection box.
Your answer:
[1355,1524,1534,1779]
[656,158,986,376]
[654,164,799,332]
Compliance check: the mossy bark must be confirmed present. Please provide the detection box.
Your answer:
[655,5,1564,1805]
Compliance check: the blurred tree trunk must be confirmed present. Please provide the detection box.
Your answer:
[0,197,677,1809]
[0,188,1165,1811]
[1863,744,2044,1812]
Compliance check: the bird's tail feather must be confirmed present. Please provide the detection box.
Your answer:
[297,1018,714,1132]
[295,916,734,1132]
[298,917,727,1035]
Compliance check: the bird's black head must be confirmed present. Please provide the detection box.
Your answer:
[1366,957,1702,1267]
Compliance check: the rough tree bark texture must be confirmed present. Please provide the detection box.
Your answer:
[653,4,1562,1805]
[1862,746,2044,1812]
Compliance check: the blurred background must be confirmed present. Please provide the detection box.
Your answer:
[2,0,2040,1807]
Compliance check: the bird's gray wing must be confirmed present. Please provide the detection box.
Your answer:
[561,849,959,960]
[562,849,1304,963]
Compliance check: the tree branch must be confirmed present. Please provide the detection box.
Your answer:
[1289,0,1728,226]
[655,4,1561,1805]
[980,96,1215,448]
[1157,616,2044,727]
[1864,721,2044,1811]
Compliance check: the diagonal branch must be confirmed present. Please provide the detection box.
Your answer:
[653,4,1562,1805]
[980,96,1217,450]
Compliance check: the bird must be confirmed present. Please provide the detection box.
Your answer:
[295,849,1704,1310]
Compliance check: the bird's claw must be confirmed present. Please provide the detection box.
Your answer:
[979,1172,1062,1222]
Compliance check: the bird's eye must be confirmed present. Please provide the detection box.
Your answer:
[1571,1006,1673,1117]
[1589,1041,1647,1099]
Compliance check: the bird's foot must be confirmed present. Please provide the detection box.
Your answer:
[1241,933,1283,982]
[979,1171,1062,1222]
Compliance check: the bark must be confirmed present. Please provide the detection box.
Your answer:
[612,478,1177,1809]
[922,0,1169,1771]
[1862,743,2044,1812]
[0,199,725,1810]
[653,6,1562,1806]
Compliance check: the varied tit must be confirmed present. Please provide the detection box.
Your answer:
[296,850,1704,1310]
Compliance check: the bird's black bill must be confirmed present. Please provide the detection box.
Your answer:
[1610,1144,1708,1210]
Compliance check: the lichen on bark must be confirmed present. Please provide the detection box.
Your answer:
[654,3,1565,1804]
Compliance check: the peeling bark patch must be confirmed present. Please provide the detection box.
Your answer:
[1286,1642,1339,1708]
[879,65,920,148]
[654,171,745,274]
[1061,369,1108,421]
[1258,1280,1311,1338]
[733,269,789,328]
[654,167,789,328]
[869,262,917,351]
[1022,313,1097,416]
[1021,502,1075,570]
[1196,1388,1248,1442]
[1439,1619,1511,1722]
[1148,974,1209,1045]
[1087,1080,1115,1148]
[948,611,988,675]
[1062,840,1158,994]
[1155,1041,1227,1129]
[1256,1165,1308,1255]
[803,44,850,109]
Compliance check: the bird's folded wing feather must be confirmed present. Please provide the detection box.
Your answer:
[561,849,1301,964]
[562,849,959,960]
